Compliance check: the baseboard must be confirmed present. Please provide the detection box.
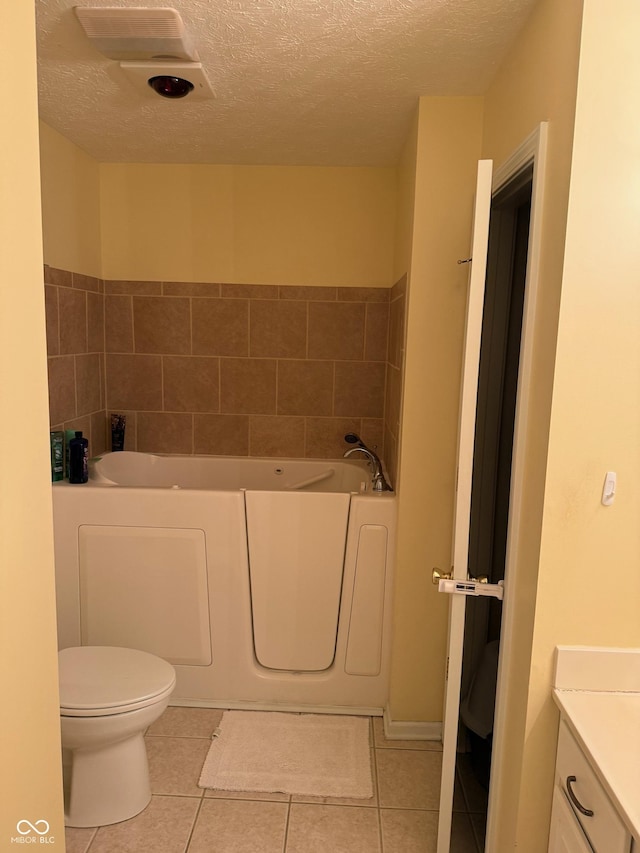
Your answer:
[169,698,384,717]
[383,705,442,741]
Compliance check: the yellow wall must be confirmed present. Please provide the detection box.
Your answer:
[0,3,65,847]
[515,0,640,849]
[99,163,396,286]
[39,121,102,278]
[37,133,396,289]
[393,110,418,285]
[478,0,584,848]
[389,97,483,721]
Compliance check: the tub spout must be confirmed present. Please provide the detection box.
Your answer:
[343,438,392,492]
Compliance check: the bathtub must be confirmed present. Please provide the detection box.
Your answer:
[53,452,396,715]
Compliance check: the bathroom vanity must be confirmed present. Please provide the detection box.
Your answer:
[548,647,640,852]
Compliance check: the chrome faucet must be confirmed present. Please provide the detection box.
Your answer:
[343,434,392,492]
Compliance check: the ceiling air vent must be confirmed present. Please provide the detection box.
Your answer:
[74,7,199,61]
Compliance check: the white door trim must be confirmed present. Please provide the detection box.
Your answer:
[485,121,549,852]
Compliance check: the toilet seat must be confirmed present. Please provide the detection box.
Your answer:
[59,646,176,717]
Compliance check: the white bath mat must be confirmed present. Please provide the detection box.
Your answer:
[198,711,373,799]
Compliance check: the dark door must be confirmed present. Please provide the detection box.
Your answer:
[458,167,533,804]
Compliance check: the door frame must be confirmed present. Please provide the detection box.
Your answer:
[484,122,549,852]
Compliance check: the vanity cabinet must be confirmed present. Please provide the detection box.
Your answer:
[549,721,632,853]
[548,786,594,853]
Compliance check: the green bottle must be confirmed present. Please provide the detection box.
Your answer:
[50,431,64,482]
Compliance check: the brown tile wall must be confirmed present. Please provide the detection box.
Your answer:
[44,269,408,486]
[383,275,408,489]
[45,265,107,457]
[102,279,391,466]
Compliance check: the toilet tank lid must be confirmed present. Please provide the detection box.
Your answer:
[58,646,176,711]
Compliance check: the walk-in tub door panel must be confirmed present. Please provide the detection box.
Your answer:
[78,525,212,666]
[245,491,351,671]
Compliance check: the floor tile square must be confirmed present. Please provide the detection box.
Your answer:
[88,795,200,853]
[376,749,442,810]
[286,803,381,853]
[379,810,477,853]
[63,826,97,853]
[146,736,211,796]
[147,706,224,738]
[380,808,438,852]
[188,798,289,853]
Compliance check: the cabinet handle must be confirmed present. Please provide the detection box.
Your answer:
[565,775,594,817]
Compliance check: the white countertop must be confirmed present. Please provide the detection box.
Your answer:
[553,646,640,841]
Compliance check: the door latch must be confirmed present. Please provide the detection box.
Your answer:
[432,567,503,600]
[437,577,504,601]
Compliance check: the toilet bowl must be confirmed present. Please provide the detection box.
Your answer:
[59,646,176,827]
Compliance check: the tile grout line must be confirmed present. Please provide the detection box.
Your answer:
[247,297,251,358]
[55,284,61,356]
[372,718,385,853]
[183,794,207,853]
[160,354,165,414]
[83,827,98,852]
[129,294,135,354]
[305,300,309,359]
[363,302,369,362]
[466,790,485,853]
[72,354,79,422]
[281,800,292,853]
[83,284,89,359]
[376,721,388,853]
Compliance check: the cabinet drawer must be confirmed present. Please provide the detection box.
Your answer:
[549,785,594,853]
[556,720,631,853]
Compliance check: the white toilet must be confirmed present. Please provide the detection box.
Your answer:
[59,645,176,827]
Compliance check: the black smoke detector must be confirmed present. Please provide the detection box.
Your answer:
[148,75,194,99]
[119,61,214,100]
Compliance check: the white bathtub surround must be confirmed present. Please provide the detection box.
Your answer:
[198,711,373,798]
[552,645,640,841]
[53,452,396,714]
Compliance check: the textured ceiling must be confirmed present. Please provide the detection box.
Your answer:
[36,0,538,166]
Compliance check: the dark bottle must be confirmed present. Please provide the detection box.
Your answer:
[68,431,89,484]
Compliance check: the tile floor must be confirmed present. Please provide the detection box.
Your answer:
[64,707,488,853]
